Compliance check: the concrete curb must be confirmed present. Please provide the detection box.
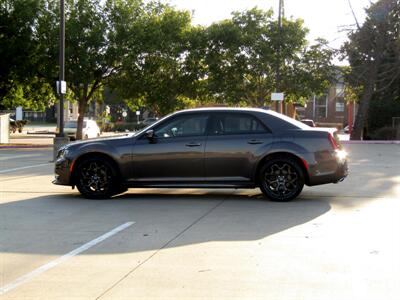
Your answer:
[342,140,400,144]
[0,144,52,149]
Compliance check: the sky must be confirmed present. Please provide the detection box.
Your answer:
[166,0,372,50]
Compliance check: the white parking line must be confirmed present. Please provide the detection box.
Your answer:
[0,163,52,174]
[0,222,135,295]
[0,154,43,161]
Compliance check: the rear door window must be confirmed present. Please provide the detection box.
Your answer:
[209,113,269,135]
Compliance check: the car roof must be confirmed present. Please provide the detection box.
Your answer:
[172,107,311,130]
[174,107,268,114]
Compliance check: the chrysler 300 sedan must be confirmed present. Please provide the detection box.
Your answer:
[54,108,348,201]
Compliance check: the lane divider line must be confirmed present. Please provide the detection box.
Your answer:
[0,221,135,295]
[0,163,52,174]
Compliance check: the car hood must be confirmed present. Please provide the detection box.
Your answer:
[65,133,136,149]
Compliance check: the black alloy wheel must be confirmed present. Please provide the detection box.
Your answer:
[76,158,122,199]
[259,158,304,202]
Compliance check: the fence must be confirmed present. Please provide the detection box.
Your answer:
[393,117,400,140]
[0,110,47,123]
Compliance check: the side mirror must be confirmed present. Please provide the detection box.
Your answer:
[145,129,155,142]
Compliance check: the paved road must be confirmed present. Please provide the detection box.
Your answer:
[0,145,399,299]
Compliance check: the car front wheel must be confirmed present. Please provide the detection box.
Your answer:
[75,158,123,199]
[259,157,304,202]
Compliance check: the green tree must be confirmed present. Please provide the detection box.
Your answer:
[37,0,130,139]
[0,0,54,110]
[203,8,335,107]
[110,1,199,115]
[342,0,400,140]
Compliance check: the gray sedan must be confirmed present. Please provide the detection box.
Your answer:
[54,107,348,201]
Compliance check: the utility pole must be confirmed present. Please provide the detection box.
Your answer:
[53,0,69,160]
[58,0,65,137]
[275,0,284,113]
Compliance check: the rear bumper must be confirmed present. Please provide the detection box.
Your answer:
[307,151,348,186]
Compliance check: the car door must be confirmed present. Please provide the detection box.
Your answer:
[132,112,210,183]
[205,112,273,182]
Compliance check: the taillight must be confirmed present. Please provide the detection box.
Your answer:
[328,133,339,150]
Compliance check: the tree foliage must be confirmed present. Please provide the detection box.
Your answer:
[37,0,128,138]
[342,0,400,140]
[1,0,336,139]
[0,0,55,109]
[108,1,199,115]
[203,8,335,107]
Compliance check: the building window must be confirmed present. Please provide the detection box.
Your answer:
[315,94,328,119]
[336,83,345,97]
[336,97,345,112]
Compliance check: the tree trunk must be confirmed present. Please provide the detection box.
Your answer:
[350,60,380,140]
[76,98,87,140]
[76,84,88,140]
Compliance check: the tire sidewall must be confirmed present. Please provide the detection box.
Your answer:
[259,157,305,202]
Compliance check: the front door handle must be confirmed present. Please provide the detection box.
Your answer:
[186,142,201,147]
[247,139,263,145]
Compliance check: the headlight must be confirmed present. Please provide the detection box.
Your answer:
[57,148,69,159]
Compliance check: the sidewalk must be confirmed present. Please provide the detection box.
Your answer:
[1,131,124,149]
[0,133,54,148]
[24,124,56,134]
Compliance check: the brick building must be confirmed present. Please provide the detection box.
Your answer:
[303,81,356,128]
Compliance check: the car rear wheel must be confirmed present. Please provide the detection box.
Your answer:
[75,158,124,199]
[259,158,304,202]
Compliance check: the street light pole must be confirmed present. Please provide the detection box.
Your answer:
[276,0,283,113]
[58,0,65,137]
[53,0,69,161]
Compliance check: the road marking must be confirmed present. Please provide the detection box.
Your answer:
[0,222,135,295]
[0,153,43,161]
[0,163,51,174]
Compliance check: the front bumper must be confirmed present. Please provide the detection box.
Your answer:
[54,157,73,186]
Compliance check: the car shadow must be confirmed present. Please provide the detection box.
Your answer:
[0,189,331,255]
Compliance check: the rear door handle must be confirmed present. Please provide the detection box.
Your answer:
[247,139,263,145]
[185,142,201,147]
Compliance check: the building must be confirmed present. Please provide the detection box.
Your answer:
[303,80,356,129]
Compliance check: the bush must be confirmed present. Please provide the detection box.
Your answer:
[370,126,397,140]
[9,120,28,133]
[104,122,147,132]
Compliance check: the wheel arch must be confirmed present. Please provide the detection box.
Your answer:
[254,152,310,186]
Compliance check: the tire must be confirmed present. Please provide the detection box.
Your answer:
[259,157,304,202]
[75,157,123,199]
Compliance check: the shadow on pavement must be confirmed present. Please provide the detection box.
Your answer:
[0,190,330,255]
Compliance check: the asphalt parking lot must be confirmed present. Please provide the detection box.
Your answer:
[1,144,400,299]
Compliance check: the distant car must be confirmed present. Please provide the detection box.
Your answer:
[54,107,348,201]
[64,119,100,140]
[142,117,159,126]
[300,119,316,127]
